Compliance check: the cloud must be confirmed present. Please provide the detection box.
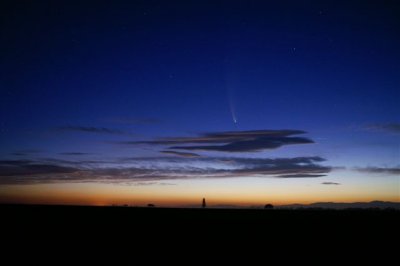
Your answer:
[277,174,327,178]
[132,182,160,186]
[160,151,201,157]
[355,167,400,175]
[122,129,314,152]
[365,123,400,134]
[0,160,78,177]
[159,182,176,186]
[59,152,91,156]
[321,182,341,185]
[0,160,34,166]
[132,182,176,186]
[57,126,126,135]
[169,136,313,152]
[10,150,42,156]
[108,117,161,125]
[215,156,330,178]
[10,153,28,156]
[0,156,330,184]
[17,149,42,153]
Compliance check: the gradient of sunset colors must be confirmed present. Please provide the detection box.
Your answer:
[0,1,399,206]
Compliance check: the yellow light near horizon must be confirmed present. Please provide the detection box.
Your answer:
[0,174,398,206]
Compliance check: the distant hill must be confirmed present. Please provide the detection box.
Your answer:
[279,201,400,210]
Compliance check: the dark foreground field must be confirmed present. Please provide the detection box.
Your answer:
[2,204,398,234]
[0,205,400,248]
[1,204,398,259]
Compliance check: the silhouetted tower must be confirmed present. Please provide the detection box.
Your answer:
[202,198,206,208]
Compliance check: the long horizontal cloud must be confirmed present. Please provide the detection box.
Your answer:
[108,117,161,125]
[278,174,327,178]
[160,151,201,157]
[122,129,314,152]
[355,167,400,175]
[0,156,330,184]
[59,152,91,156]
[10,150,42,156]
[322,182,341,185]
[0,160,78,177]
[365,123,400,134]
[57,126,126,135]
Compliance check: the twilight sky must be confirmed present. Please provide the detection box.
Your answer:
[0,0,399,206]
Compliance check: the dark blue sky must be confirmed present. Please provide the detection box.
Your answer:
[0,1,399,204]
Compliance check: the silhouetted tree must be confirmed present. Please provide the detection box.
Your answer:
[264,204,274,209]
[147,204,155,207]
[202,198,206,208]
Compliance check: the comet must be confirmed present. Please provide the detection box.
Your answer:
[228,90,238,124]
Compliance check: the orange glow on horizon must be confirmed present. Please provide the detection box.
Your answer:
[0,176,398,207]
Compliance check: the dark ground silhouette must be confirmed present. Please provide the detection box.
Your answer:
[2,204,398,232]
[1,204,398,262]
